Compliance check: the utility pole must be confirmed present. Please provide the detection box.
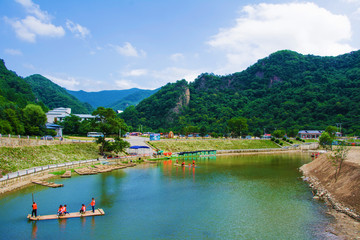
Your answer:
[336,123,342,135]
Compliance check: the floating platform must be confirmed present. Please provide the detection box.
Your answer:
[93,164,127,173]
[74,167,98,175]
[31,180,64,188]
[60,170,71,178]
[27,208,105,221]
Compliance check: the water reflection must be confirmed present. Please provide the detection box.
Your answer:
[59,219,67,231]
[98,170,126,208]
[31,222,37,239]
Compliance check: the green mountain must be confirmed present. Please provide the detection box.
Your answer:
[121,50,360,135]
[67,88,158,110]
[0,59,35,107]
[107,89,158,110]
[0,59,46,135]
[25,74,93,114]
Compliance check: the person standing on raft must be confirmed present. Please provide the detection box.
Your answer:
[79,204,86,214]
[31,202,37,217]
[90,198,95,213]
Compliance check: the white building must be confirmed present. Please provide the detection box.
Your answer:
[46,108,95,123]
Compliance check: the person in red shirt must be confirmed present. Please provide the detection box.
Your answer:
[57,205,64,216]
[90,198,95,213]
[63,205,69,215]
[31,202,37,217]
[79,204,86,214]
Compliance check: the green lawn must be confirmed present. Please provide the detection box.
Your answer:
[148,139,281,152]
[0,143,99,173]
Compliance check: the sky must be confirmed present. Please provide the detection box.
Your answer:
[1,0,360,91]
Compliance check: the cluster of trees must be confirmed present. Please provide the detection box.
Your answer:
[121,50,360,136]
[0,59,52,135]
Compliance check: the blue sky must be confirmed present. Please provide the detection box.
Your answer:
[1,0,360,91]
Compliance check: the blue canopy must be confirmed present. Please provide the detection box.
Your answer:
[129,145,150,149]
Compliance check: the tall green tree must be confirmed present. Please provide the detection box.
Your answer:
[22,104,46,136]
[228,117,248,137]
[61,114,81,134]
[325,126,338,138]
[319,132,333,150]
[92,107,128,154]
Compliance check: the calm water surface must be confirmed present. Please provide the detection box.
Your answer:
[0,153,332,239]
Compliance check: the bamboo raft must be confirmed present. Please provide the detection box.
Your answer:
[31,180,64,188]
[60,170,72,178]
[27,208,105,221]
[74,167,98,175]
[93,164,127,173]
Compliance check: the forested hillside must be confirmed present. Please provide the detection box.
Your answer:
[68,88,158,110]
[25,74,93,114]
[0,59,48,135]
[108,88,159,110]
[121,50,360,136]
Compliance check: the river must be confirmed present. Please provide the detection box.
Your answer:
[0,153,334,239]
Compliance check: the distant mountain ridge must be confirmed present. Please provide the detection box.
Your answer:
[67,88,159,110]
[25,74,93,114]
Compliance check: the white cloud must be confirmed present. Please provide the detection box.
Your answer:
[170,53,185,62]
[151,67,201,85]
[122,69,148,77]
[4,48,22,56]
[15,0,50,21]
[5,0,64,42]
[44,74,80,90]
[110,42,146,57]
[115,79,141,89]
[66,20,90,39]
[208,2,355,73]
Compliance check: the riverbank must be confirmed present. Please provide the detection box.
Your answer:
[300,147,360,239]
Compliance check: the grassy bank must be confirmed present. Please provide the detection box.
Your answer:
[0,143,99,173]
[148,139,281,152]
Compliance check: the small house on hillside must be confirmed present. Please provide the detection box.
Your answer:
[298,130,323,139]
[262,134,272,139]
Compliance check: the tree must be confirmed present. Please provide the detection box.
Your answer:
[22,104,46,136]
[325,126,337,138]
[111,137,131,154]
[272,129,285,138]
[200,126,207,137]
[228,117,248,138]
[319,132,333,150]
[92,107,128,154]
[328,143,350,181]
[61,114,81,134]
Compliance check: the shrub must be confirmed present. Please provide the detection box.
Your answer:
[275,139,280,144]
[271,137,275,141]
[290,140,293,144]
[282,137,286,141]
[280,142,283,145]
